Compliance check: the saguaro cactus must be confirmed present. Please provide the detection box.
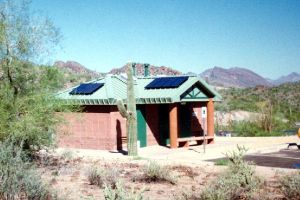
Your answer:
[116,63,138,156]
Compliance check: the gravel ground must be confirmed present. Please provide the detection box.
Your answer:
[49,136,299,199]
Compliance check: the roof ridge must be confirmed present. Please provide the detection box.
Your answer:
[137,74,195,79]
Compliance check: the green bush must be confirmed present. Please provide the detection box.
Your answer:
[103,181,145,200]
[23,169,57,200]
[0,139,26,199]
[200,146,261,200]
[230,121,285,137]
[87,166,119,188]
[280,172,300,200]
[0,64,74,155]
[0,138,56,200]
[136,161,177,185]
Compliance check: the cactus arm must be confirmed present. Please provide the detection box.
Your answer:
[116,99,129,118]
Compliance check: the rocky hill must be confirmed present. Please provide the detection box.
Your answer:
[54,60,106,88]
[54,61,103,78]
[272,72,300,85]
[109,63,182,76]
[215,81,300,116]
[200,66,272,88]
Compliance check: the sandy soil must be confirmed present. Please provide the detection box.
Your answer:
[38,136,299,199]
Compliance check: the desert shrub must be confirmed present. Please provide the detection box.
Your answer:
[173,188,202,200]
[175,146,261,200]
[0,139,26,199]
[135,161,177,185]
[0,139,56,200]
[279,172,300,200]
[87,166,119,188]
[231,121,264,137]
[23,169,58,200]
[87,167,106,187]
[103,181,146,200]
[171,165,199,179]
[104,168,119,189]
[231,121,283,137]
[200,146,261,200]
[61,149,75,161]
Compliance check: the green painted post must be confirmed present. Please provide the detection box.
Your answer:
[137,106,147,147]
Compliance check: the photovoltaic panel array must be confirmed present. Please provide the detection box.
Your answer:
[145,76,188,89]
[69,83,104,95]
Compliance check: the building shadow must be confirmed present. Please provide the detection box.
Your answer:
[205,149,300,169]
[116,120,122,150]
[115,120,128,155]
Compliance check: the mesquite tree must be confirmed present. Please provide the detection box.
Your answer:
[0,0,67,152]
[117,63,138,156]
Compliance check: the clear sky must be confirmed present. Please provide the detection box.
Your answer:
[32,0,300,79]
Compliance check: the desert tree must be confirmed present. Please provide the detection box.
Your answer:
[0,0,67,152]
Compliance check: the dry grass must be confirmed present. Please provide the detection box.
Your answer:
[32,149,298,200]
[133,161,178,185]
[171,165,199,179]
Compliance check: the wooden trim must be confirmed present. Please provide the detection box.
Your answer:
[177,136,214,142]
[207,98,214,143]
[169,104,178,149]
[121,136,127,144]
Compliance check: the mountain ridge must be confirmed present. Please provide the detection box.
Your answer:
[272,72,300,85]
[200,66,273,88]
[54,60,299,88]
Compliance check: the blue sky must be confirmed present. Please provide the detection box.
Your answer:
[32,0,300,79]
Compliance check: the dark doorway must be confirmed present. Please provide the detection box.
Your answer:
[179,104,192,137]
[158,104,170,145]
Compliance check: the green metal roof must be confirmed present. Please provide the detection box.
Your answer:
[56,75,222,105]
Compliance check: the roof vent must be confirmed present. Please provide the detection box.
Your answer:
[144,63,150,77]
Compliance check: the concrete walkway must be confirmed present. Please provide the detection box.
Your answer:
[137,136,298,165]
[56,136,299,166]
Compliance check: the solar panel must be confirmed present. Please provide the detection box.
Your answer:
[69,83,104,95]
[145,76,188,89]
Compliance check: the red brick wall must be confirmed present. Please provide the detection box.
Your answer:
[145,104,160,146]
[59,105,126,150]
[58,102,211,150]
[59,104,160,150]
